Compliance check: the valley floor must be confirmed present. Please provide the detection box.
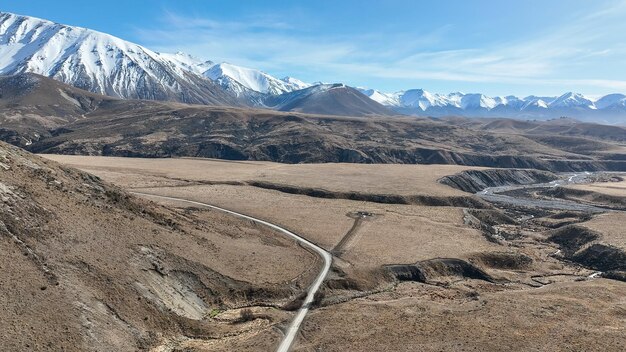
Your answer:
[41,154,626,351]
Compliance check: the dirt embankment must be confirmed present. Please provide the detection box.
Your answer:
[386,258,495,285]
[246,181,490,208]
[32,137,626,172]
[462,208,520,243]
[544,187,626,210]
[439,169,558,193]
[547,225,626,279]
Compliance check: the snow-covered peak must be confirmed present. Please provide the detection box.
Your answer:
[0,12,158,79]
[493,95,524,108]
[459,94,498,110]
[594,93,626,109]
[361,88,626,118]
[0,11,233,104]
[358,88,400,106]
[399,89,450,110]
[203,62,307,95]
[522,97,549,110]
[281,76,311,90]
[157,52,214,75]
[549,92,596,109]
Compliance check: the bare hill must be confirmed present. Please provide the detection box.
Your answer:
[27,102,626,171]
[1,74,625,171]
[444,116,626,142]
[0,73,117,146]
[0,141,316,350]
[265,84,394,116]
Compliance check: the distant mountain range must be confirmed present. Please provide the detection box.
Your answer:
[358,89,626,124]
[0,11,624,123]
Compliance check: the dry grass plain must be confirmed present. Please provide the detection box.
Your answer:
[298,280,626,352]
[568,178,626,198]
[42,154,479,197]
[41,154,626,351]
[41,155,497,271]
[580,212,626,251]
[1,146,327,352]
[134,184,499,268]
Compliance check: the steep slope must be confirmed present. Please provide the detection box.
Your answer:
[266,84,394,116]
[439,169,558,193]
[0,73,115,147]
[204,62,309,96]
[0,12,238,105]
[156,51,214,75]
[0,141,316,350]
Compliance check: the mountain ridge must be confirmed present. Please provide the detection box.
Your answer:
[359,88,626,123]
[0,11,238,106]
[1,11,624,122]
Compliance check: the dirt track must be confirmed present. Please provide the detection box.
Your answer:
[131,191,332,352]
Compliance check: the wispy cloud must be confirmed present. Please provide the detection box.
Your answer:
[160,10,294,31]
[134,1,626,95]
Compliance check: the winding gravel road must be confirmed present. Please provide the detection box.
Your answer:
[131,192,332,352]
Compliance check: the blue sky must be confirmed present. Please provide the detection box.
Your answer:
[4,0,626,96]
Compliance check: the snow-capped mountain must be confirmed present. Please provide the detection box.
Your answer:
[358,89,400,106]
[281,76,311,90]
[157,52,214,75]
[0,12,236,105]
[521,96,554,110]
[0,11,311,107]
[359,88,626,123]
[549,92,595,109]
[266,83,392,116]
[1,11,624,122]
[204,62,310,97]
[459,94,498,110]
[592,94,626,109]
